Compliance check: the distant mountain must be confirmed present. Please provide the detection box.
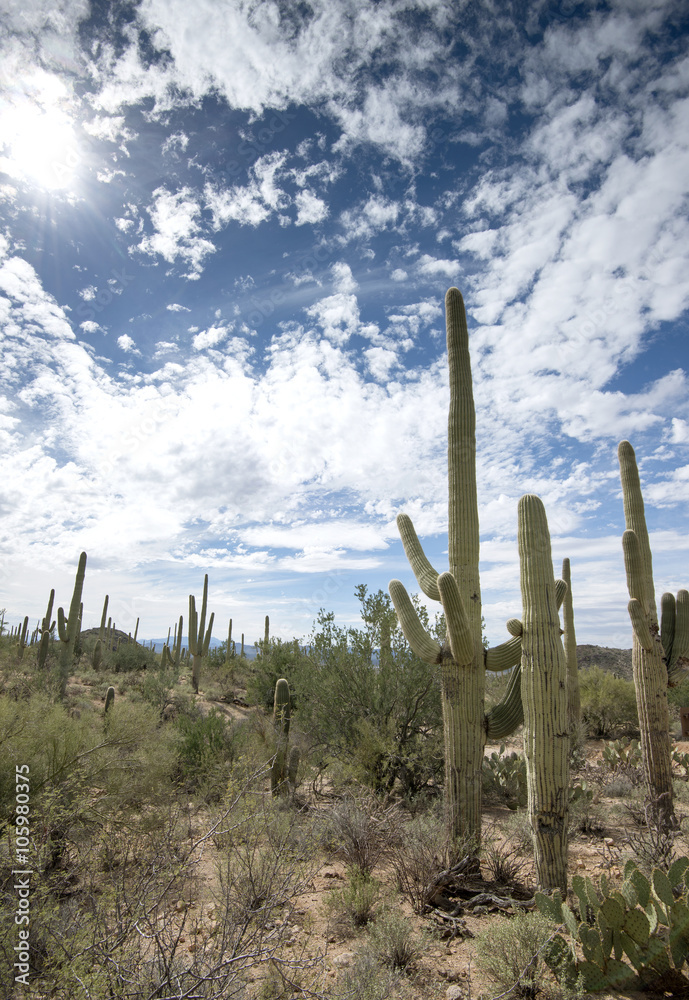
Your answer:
[576,645,633,682]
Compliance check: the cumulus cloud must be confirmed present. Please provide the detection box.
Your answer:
[135,186,216,278]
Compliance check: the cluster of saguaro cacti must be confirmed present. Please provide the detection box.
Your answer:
[618,441,689,832]
[389,288,570,889]
[189,574,214,693]
[271,678,299,796]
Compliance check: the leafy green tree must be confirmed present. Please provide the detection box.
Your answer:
[294,587,444,797]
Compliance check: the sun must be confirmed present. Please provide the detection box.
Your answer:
[1,76,81,192]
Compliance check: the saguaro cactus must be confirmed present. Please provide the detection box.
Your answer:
[15,616,29,660]
[518,495,569,892]
[99,595,108,641]
[189,574,214,694]
[271,678,299,796]
[618,441,688,832]
[389,288,525,846]
[561,558,580,732]
[57,551,87,696]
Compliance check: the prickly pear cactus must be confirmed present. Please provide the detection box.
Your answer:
[537,857,689,992]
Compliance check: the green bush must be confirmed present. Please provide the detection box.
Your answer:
[475,909,562,998]
[106,641,158,672]
[578,665,639,738]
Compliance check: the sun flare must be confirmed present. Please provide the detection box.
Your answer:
[1,92,80,192]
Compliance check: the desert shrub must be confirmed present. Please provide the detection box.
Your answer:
[292,593,443,797]
[390,810,450,914]
[334,950,416,1000]
[578,665,639,738]
[246,638,304,710]
[106,641,158,672]
[365,908,419,971]
[326,866,383,928]
[175,707,246,796]
[475,909,561,998]
[325,794,400,874]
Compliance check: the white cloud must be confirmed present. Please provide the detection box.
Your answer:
[117,333,139,354]
[135,186,216,277]
[205,152,288,229]
[294,189,328,225]
[192,324,231,351]
[166,302,190,312]
[417,254,460,278]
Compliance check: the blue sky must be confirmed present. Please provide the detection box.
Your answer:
[1,0,688,649]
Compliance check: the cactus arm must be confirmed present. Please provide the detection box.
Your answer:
[396,514,441,601]
[202,612,214,656]
[518,494,569,892]
[188,595,198,655]
[485,636,521,672]
[667,590,689,684]
[99,595,108,641]
[43,589,55,633]
[619,441,656,618]
[628,599,654,651]
[485,665,524,740]
[660,592,675,665]
[389,579,442,664]
[555,578,567,610]
[437,571,473,665]
[622,529,652,614]
[562,558,581,730]
[196,574,208,650]
[57,606,68,643]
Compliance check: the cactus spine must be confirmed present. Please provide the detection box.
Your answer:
[561,558,580,731]
[518,495,569,892]
[618,441,685,832]
[189,574,214,694]
[389,288,525,846]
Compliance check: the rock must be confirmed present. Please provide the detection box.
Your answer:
[333,952,354,968]
[446,986,464,1000]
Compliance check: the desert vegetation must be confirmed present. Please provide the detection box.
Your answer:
[2,287,688,998]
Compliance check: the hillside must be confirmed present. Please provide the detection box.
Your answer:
[576,644,633,681]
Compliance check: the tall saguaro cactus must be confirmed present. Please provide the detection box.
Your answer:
[189,574,214,694]
[618,441,688,832]
[57,551,87,697]
[518,495,569,892]
[389,288,524,846]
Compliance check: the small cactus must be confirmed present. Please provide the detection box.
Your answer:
[92,639,102,670]
[271,678,298,796]
[104,685,115,714]
[537,857,689,992]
